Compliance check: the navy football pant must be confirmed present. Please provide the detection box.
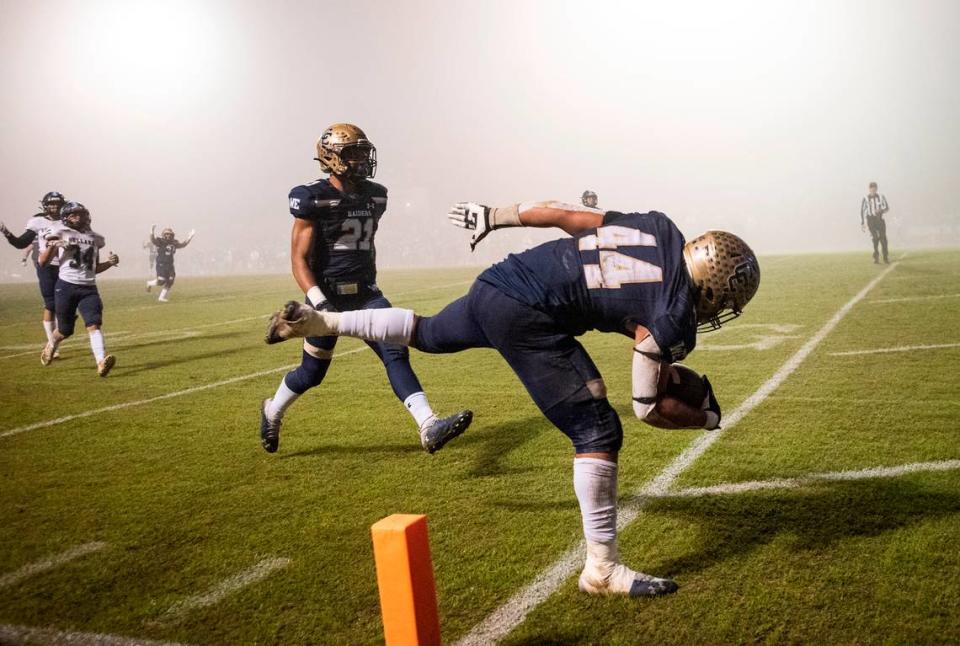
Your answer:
[283,293,423,401]
[36,263,58,311]
[413,280,623,454]
[54,280,103,337]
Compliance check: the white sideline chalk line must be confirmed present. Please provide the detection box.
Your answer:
[868,292,960,304]
[669,459,960,498]
[453,260,901,646]
[829,342,960,356]
[0,542,108,589]
[160,557,291,620]
[0,346,369,439]
[0,624,190,646]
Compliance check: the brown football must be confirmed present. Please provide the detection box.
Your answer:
[662,363,707,408]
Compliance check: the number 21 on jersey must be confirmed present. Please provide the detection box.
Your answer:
[578,225,662,289]
[335,218,375,251]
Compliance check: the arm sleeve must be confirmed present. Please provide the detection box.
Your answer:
[860,198,867,224]
[289,185,317,220]
[3,228,37,249]
[632,334,663,420]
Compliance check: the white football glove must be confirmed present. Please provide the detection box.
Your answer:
[447,202,492,251]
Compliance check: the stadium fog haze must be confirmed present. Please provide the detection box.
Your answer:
[1,0,958,280]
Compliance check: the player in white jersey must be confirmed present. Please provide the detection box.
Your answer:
[37,203,120,377]
[1,191,67,353]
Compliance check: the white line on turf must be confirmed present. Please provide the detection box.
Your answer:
[668,459,960,497]
[829,342,960,356]
[0,624,190,646]
[867,292,960,304]
[160,557,291,621]
[0,347,369,439]
[0,542,108,589]
[453,260,901,646]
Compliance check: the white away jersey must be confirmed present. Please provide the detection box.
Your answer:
[50,224,106,286]
[25,216,62,266]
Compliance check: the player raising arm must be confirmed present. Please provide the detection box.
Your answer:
[37,202,119,376]
[1,191,68,355]
[147,226,195,301]
[266,199,759,598]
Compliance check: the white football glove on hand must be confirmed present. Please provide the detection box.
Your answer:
[448,202,492,251]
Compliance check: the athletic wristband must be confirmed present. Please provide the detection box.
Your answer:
[306,286,325,308]
[703,410,720,430]
[488,204,522,229]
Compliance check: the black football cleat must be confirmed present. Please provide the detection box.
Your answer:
[420,410,473,454]
[260,398,282,453]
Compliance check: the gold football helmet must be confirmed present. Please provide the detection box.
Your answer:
[683,230,760,332]
[315,123,377,178]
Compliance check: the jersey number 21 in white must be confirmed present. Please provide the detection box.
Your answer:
[335,218,374,251]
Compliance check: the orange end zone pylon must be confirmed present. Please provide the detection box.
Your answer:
[371,514,441,646]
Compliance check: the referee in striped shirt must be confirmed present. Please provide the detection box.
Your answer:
[861,181,890,264]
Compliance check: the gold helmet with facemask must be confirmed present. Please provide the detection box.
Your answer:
[683,231,760,332]
[314,123,377,179]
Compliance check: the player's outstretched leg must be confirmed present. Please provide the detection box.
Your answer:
[574,457,678,597]
[266,301,414,346]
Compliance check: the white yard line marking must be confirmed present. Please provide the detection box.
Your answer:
[0,542,108,589]
[454,260,901,646]
[0,624,189,646]
[830,342,960,356]
[0,347,369,439]
[160,557,291,621]
[868,292,960,304]
[669,459,960,498]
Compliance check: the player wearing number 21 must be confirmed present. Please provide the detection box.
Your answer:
[257,124,471,455]
[267,199,760,598]
[37,202,119,377]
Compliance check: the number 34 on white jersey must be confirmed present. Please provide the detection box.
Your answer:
[48,224,106,286]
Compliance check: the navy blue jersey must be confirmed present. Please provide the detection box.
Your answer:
[289,178,388,284]
[478,211,696,362]
[155,240,177,268]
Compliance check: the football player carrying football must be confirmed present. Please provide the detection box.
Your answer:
[258,123,472,454]
[147,226,195,302]
[37,202,119,376]
[266,200,759,598]
[1,191,68,356]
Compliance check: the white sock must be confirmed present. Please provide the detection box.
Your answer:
[267,379,300,420]
[338,308,415,345]
[88,329,106,363]
[147,279,158,287]
[573,457,618,543]
[159,288,169,300]
[404,392,436,429]
[43,320,55,343]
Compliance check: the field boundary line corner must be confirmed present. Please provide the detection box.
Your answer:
[453,260,900,646]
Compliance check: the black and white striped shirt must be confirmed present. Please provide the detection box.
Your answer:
[861,194,889,224]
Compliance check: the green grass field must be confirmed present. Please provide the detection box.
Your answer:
[1,250,959,645]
